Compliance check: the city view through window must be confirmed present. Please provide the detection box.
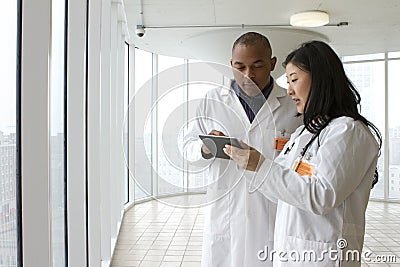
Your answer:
[0,2,18,266]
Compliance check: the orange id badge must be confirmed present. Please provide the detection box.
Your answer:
[274,138,289,151]
[293,160,316,177]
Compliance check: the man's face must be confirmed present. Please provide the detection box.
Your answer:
[230,43,276,96]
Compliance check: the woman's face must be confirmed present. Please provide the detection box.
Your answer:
[285,62,312,114]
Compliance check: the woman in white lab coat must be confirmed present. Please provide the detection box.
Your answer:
[225,40,382,267]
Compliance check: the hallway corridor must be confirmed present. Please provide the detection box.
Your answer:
[111,196,400,267]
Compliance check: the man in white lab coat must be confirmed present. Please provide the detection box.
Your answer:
[182,32,302,266]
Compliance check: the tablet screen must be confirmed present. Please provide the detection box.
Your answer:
[199,135,242,159]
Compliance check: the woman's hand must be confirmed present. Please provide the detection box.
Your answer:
[224,140,265,172]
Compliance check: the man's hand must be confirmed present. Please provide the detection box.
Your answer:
[224,140,265,172]
[201,130,226,154]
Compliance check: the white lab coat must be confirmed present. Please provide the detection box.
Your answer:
[250,117,379,267]
[182,81,302,267]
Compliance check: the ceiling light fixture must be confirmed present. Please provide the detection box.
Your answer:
[290,11,330,27]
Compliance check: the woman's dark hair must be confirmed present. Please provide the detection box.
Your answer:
[283,40,382,187]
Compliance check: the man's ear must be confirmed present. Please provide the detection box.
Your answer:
[270,57,277,71]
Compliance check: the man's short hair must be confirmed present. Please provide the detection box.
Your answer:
[232,32,272,52]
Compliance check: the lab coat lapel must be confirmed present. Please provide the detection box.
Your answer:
[222,85,252,130]
[250,81,286,131]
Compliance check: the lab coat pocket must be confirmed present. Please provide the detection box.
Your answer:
[283,236,338,267]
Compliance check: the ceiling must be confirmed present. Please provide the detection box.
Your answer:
[124,0,400,74]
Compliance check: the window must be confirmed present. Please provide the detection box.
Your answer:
[0,1,18,266]
[134,48,153,199]
[156,55,185,195]
[342,53,384,62]
[127,49,400,203]
[129,55,226,198]
[50,0,66,265]
[124,43,129,203]
[388,58,400,199]
[186,60,225,192]
[388,52,400,59]
[344,60,385,199]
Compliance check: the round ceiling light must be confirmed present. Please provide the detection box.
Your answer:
[290,11,329,27]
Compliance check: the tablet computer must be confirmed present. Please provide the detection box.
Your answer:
[199,134,243,159]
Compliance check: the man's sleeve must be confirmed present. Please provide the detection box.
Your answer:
[179,95,214,167]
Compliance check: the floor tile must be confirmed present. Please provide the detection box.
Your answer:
[111,197,400,267]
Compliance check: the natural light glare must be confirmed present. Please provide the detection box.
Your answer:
[50,0,66,265]
[344,61,385,199]
[158,54,185,74]
[276,74,288,89]
[342,53,384,62]
[389,51,400,59]
[156,55,186,194]
[0,1,17,266]
[134,48,153,199]
[135,48,152,93]
[0,2,17,135]
[388,59,400,199]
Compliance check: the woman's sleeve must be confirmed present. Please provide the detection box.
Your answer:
[251,120,379,215]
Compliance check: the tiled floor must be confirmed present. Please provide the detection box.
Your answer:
[362,201,400,266]
[111,195,400,267]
